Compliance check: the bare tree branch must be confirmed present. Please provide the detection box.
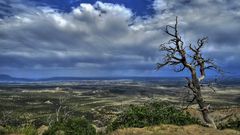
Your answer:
[184,95,196,110]
[157,16,221,129]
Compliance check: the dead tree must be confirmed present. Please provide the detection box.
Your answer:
[47,96,72,126]
[156,17,221,128]
[55,96,72,122]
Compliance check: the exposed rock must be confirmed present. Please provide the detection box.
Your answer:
[37,125,48,135]
[44,100,53,104]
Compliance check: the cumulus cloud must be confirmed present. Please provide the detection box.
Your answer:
[0,1,164,77]
[0,0,239,77]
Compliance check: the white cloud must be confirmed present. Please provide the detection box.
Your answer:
[153,0,167,11]
[0,1,162,77]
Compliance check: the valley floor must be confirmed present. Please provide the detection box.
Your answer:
[0,81,239,134]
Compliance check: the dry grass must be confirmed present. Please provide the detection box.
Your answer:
[110,124,240,135]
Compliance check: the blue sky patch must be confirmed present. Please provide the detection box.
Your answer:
[28,0,155,17]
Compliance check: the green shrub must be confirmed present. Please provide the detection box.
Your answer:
[219,118,240,131]
[0,126,7,135]
[3,125,37,135]
[227,119,240,130]
[20,125,38,135]
[43,117,96,135]
[108,102,199,131]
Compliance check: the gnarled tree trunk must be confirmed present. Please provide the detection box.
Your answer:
[191,70,217,128]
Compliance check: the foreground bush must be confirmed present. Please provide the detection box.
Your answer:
[0,126,7,135]
[19,125,38,135]
[219,118,240,131]
[43,117,96,135]
[227,119,240,130]
[108,102,199,131]
[1,125,37,135]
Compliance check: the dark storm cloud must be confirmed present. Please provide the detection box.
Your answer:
[0,0,239,77]
[0,0,39,18]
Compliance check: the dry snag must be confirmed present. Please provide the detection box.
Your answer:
[156,17,222,128]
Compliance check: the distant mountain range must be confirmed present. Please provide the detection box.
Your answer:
[0,74,32,82]
[0,74,181,82]
[0,74,240,86]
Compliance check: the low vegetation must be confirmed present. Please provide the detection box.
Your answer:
[0,125,37,135]
[219,117,240,131]
[43,117,96,135]
[0,83,239,134]
[0,104,239,135]
[107,102,199,132]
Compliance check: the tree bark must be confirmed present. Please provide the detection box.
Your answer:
[191,71,217,128]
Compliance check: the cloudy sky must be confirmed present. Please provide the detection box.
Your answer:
[0,0,239,78]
